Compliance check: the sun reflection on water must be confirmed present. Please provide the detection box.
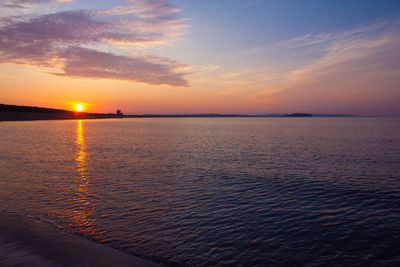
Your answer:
[72,120,96,235]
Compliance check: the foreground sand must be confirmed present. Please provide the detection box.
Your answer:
[0,210,161,267]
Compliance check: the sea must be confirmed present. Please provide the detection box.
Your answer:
[0,117,399,266]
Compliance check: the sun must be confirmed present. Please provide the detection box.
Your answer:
[75,104,83,112]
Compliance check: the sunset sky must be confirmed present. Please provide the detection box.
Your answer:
[1,0,399,115]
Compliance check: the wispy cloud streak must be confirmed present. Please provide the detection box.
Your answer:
[1,0,73,8]
[249,18,400,115]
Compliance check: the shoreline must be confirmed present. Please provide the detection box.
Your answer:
[0,210,161,267]
[1,104,363,121]
[0,111,123,122]
[0,112,365,122]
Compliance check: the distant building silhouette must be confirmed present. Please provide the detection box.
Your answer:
[116,110,123,116]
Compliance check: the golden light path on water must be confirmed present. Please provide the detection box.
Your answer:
[72,120,96,236]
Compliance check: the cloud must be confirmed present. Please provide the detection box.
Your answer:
[4,0,73,4]
[0,0,189,86]
[55,47,188,86]
[1,0,73,8]
[250,18,400,115]
[287,18,400,84]
[241,18,398,57]
[98,0,186,33]
[128,0,181,17]
[241,32,335,57]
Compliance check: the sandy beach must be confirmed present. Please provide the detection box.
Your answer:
[0,210,161,267]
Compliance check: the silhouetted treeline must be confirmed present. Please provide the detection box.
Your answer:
[0,104,122,121]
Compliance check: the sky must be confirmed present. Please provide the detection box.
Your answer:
[1,0,400,115]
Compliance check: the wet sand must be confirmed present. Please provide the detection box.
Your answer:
[0,210,161,267]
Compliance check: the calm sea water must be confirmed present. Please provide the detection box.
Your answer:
[0,118,399,266]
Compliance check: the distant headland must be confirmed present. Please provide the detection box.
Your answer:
[0,104,357,121]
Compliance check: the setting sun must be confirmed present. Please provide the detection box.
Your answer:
[76,104,83,112]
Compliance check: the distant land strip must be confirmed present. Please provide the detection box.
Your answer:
[0,104,123,121]
[0,104,357,121]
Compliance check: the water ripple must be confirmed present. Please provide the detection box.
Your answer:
[0,118,399,266]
